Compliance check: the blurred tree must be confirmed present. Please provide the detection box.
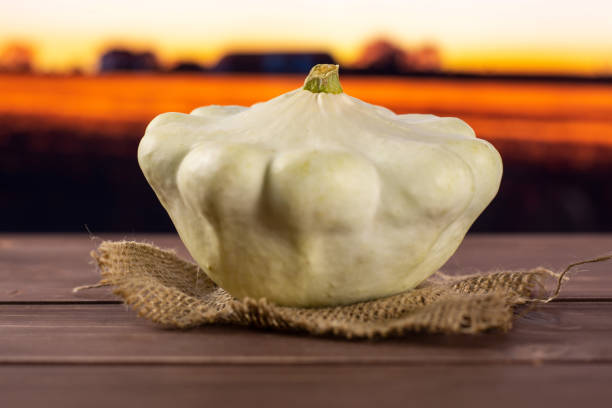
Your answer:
[171,60,206,72]
[355,38,441,73]
[411,44,441,72]
[0,42,35,73]
[355,39,408,73]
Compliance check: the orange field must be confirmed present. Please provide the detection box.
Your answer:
[2,74,611,232]
[2,73,612,148]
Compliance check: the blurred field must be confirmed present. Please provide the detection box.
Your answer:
[3,73,612,166]
[1,74,612,231]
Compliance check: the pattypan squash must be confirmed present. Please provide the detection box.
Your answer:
[138,64,502,307]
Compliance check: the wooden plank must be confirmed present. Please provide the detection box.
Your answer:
[1,302,612,364]
[445,234,612,299]
[1,364,611,408]
[1,234,611,302]
[0,234,189,302]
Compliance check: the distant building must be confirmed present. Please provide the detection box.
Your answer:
[213,52,336,73]
[99,49,159,72]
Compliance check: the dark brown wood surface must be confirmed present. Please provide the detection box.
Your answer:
[1,302,612,364]
[2,365,611,408]
[1,234,611,302]
[1,234,612,407]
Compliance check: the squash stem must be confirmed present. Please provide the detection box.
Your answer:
[303,64,343,94]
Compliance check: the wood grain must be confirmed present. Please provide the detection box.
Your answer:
[1,234,611,407]
[0,234,188,302]
[1,234,610,302]
[1,302,611,364]
[2,365,611,408]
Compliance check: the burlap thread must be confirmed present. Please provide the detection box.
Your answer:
[75,240,608,339]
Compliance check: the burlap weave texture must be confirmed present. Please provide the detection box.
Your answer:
[83,240,572,339]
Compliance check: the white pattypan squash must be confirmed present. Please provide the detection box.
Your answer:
[138,64,502,307]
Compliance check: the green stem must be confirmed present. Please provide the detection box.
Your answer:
[303,64,343,94]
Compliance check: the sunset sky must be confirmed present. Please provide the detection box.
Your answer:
[1,0,612,74]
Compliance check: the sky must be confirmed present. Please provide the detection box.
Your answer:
[1,0,612,74]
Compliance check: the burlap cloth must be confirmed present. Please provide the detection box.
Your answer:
[75,240,610,339]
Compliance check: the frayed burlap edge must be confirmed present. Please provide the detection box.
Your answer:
[75,240,610,339]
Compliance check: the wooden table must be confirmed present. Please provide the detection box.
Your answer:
[2,234,612,407]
